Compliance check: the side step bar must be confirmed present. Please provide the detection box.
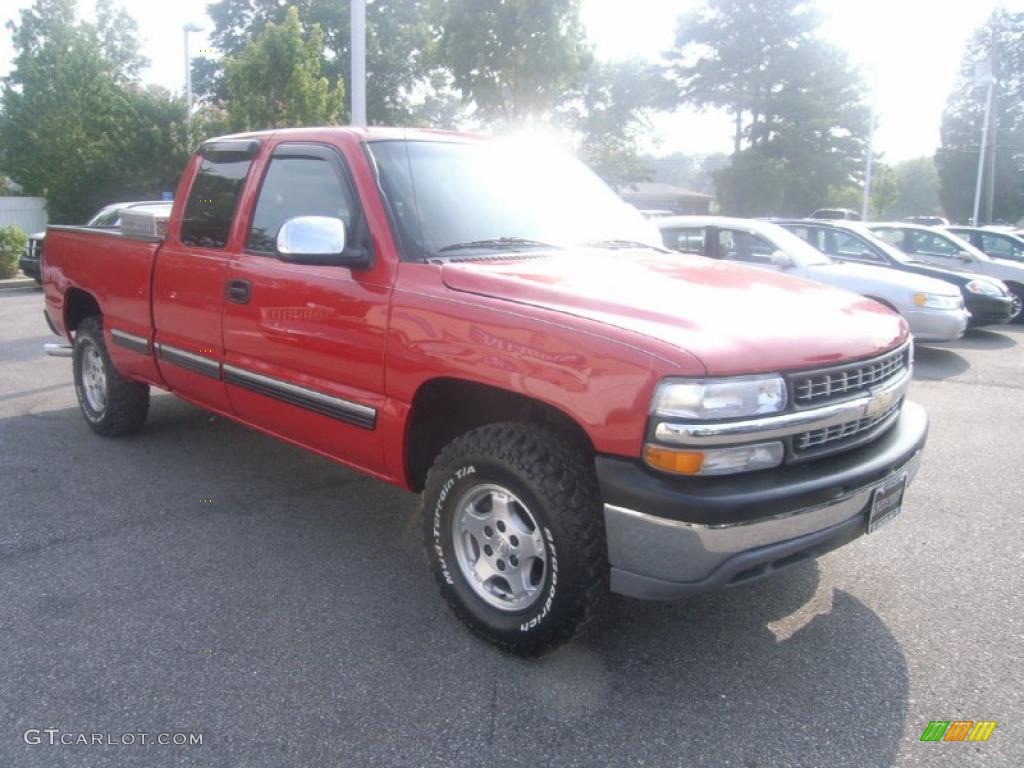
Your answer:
[44,342,73,358]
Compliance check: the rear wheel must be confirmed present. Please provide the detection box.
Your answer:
[423,422,607,655]
[72,316,150,436]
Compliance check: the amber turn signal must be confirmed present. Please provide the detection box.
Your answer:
[643,444,705,475]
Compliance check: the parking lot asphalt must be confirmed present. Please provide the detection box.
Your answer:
[1,285,1021,768]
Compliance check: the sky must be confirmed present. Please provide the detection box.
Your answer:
[2,0,1023,162]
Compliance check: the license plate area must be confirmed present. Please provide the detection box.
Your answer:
[868,473,906,533]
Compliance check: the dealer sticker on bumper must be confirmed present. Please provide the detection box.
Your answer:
[868,473,907,533]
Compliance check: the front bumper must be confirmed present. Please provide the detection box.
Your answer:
[965,293,1013,326]
[18,256,40,281]
[599,401,928,599]
[904,307,969,343]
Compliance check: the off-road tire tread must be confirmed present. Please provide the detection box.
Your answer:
[74,316,149,436]
[423,422,607,656]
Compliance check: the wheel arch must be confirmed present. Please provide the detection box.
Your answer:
[64,287,102,334]
[404,377,596,492]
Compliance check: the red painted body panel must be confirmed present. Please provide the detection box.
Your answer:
[42,126,910,494]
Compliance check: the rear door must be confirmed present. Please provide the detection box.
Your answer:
[220,141,392,476]
[152,140,258,411]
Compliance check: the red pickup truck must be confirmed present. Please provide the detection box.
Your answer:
[42,128,928,654]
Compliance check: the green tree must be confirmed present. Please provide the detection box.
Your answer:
[0,0,187,221]
[431,0,591,124]
[223,6,342,131]
[936,9,1024,224]
[888,157,941,218]
[667,0,870,216]
[200,0,433,124]
[561,59,675,185]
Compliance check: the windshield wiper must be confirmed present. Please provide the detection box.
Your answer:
[585,239,665,251]
[438,237,558,253]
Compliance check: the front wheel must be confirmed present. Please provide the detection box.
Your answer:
[423,423,607,655]
[72,316,150,436]
[1008,285,1023,323]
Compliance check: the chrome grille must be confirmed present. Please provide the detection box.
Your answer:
[794,402,901,453]
[792,345,909,407]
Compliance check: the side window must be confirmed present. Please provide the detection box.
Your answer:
[247,155,355,253]
[785,225,814,247]
[832,231,882,262]
[871,228,904,249]
[661,227,706,254]
[980,233,1015,259]
[181,155,253,249]
[909,231,958,256]
[718,229,775,263]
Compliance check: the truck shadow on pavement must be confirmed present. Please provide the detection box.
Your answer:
[1,396,910,768]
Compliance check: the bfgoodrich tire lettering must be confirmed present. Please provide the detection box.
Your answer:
[423,422,607,655]
[72,316,150,437]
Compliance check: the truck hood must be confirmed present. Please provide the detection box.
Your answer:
[441,251,907,376]
[808,261,961,296]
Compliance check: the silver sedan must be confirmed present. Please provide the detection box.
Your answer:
[656,216,970,343]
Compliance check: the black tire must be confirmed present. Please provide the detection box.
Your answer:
[423,422,607,655]
[72,316,150,436]
[1007,284,1024,323]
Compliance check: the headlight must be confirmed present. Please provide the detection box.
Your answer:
[912,293,963,310]
[966,279,1006,297]
[651,375,787,420]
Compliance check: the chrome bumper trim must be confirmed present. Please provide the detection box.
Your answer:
[655,369,911,446]
[604,450,922,587]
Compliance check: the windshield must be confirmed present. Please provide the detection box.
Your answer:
[841,225,914,264]
[756,222,833,266]
[368,138,662,259]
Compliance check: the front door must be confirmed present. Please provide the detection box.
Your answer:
[220,142,393,477]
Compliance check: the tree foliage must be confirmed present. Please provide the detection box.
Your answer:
[560,59,675,185]
[431,0,591,124]
[936,9,1024,224]
[667,0,870,216]
[224,6,342,131]
[0,0,189,222]
[200,0,434,124]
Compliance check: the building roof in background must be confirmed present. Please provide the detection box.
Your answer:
[618,182,714,200]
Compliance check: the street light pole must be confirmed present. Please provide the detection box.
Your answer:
[972,59,996,226]
[351,0,366,126]
[183,23,202,148]
[862,102,875,222]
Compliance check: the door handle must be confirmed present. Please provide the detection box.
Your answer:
[226,279,251,304]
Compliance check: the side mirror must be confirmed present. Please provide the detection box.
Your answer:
[276,216,370,268]
[957,251,976,262]
[770,250,794,268]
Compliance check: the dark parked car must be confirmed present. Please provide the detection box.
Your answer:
[947,226,1024,265]
[18,200,169,284]
[774,219,1016,327]
[867,222,1024,322]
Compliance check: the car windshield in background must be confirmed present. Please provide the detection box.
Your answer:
[368,138,661,260]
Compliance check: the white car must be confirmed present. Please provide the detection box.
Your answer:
[868,223,1024,321]
[656,216,969,343]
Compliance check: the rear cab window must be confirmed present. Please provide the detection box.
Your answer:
[180,146,256,249]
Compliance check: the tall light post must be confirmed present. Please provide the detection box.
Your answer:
[972,58,996,226]
[861,101,875,222]
[183,23,202,148]
[351,0,366,126]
